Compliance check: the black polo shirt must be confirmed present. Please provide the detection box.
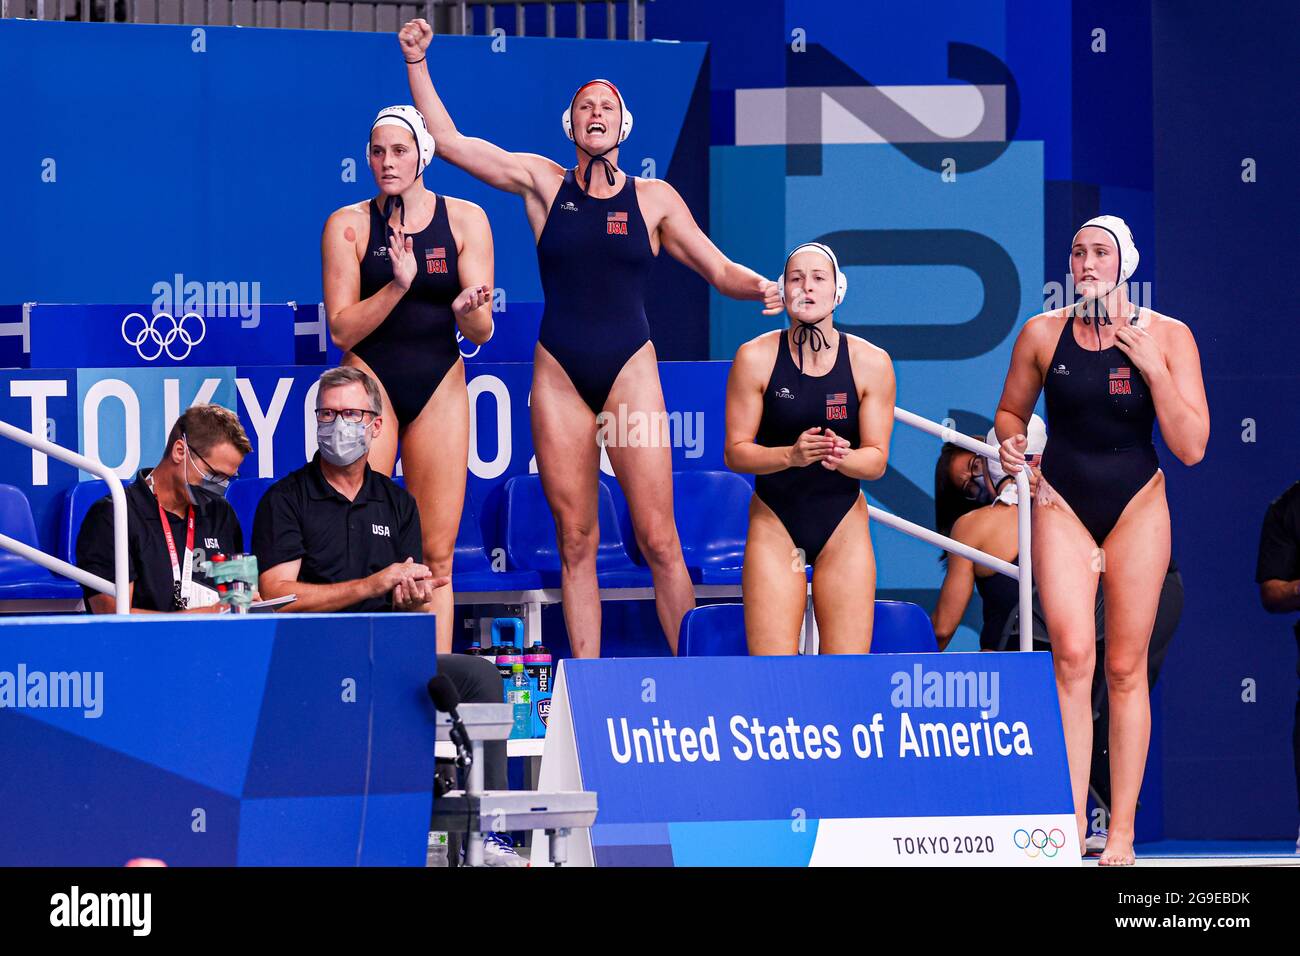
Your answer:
[252,453,422,613]
[1257,480,1300,657]
[76,468,245,612]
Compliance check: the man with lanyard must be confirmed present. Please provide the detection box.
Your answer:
[77,404,250,613]
[252,366,525,866]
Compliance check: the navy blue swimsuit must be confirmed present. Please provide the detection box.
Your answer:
[754,331,863,565]
[535,169,655,413]
[355,196,462,425]
[1041,311,1160,545]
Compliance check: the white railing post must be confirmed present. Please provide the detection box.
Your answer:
[876,406,1034,651]
[0,419,130,614]
[1014,468,1033,650]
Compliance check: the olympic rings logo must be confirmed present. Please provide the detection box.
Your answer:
[1013,827,1066,859]
[121,311,207,362]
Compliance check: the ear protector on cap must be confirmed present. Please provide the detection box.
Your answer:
[562,80,633,144]
[778,242,847,307]
[1070,215,1139,288]
[369,105,436,177]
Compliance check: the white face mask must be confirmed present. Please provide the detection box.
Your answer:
[318,418,372,466]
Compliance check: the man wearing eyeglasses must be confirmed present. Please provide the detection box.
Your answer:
[252,366,526,865]
[252,366,447,612]
[77,403,252,613]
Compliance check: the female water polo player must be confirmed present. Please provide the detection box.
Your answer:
[398,19,782,657]
[994,216,1209,864]
[725,243,895,654]
[321,104,495,653]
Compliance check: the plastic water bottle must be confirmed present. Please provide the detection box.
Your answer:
[493,618,524,700]
[524,642,553,738]
[427,830,449,867]
[508,663,532,739]
[465,637,483,658]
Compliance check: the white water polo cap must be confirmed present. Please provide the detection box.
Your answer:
[563,79,633,144]
[370,105,436,176]
[778,242,847,306]
[1071,215,1139,287]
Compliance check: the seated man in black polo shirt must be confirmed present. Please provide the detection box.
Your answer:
[1257,480,1300,853]
[77,404,250,613]
[253,366,523,866]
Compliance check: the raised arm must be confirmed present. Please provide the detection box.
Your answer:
[447,199,495,345]
[321,207,416,352]
[646,179,783,314]
[400,19,561,197]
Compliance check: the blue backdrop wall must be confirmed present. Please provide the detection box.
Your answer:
[2,3,1297,840]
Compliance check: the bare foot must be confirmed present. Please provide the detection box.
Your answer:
[1099,831,1135,866]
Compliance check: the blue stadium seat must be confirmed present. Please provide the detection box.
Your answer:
[679,603,748,656]
[680,600,938,657]
[673,470,751,585]
[504,475,651,589]
[395,475,542,592]
[870,600,940,653]
[451,489,542,593]
[0,484,85,601]
[226,477,274,547]
[605,469,810,586]
[60,479,123,564]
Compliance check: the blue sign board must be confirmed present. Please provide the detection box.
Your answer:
[538,653,1078,866]
[0,613,439,866]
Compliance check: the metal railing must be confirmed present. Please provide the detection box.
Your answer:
[0,419,129,614]
[869,407,1034,651]
[0,0,647,38]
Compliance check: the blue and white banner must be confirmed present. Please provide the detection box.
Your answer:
[536,654,1078,866]
[0,360,731,556]
[0,304,297,370]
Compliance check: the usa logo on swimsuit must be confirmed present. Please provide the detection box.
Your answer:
[826,391,848,421]
[1108,367,1132,395]
[425,247,448,275]
[607,210,628,235]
